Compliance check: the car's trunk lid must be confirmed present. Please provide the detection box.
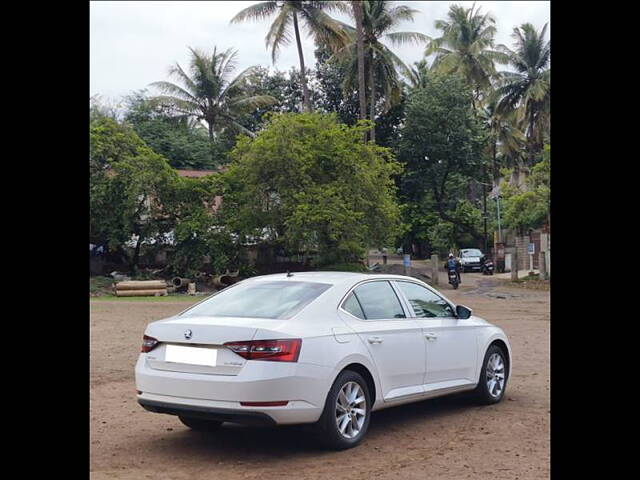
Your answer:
[144,316,288,376]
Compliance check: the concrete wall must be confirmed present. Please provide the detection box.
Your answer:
[503,229,550,274]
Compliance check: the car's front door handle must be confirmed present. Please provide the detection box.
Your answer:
[424,333,438,341]
[368,336,383,344]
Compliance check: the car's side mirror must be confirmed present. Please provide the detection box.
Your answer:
[456,305,472,319]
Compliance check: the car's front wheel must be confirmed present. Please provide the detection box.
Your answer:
[474,345,508,404]
[178,416,222,432]
[315,370,371,450]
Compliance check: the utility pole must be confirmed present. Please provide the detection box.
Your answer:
[482,164,488,254]
[495,186,503,243]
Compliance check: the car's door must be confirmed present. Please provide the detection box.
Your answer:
[393,281,478,389]
[338,280,426,401]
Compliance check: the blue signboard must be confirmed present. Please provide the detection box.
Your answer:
[528,243,535,255]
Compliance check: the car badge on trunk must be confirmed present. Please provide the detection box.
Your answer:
[184,329,193,340]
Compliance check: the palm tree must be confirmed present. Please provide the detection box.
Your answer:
[150,46,276,143]
[426,2,508,108]
[352,0,367,130]
[335,1,429,141]
[403,58,431,90]
[231,1,348,113]
[481,95,525,185]
[495,23,550,167]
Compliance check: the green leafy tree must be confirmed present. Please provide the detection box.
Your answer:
[426,3,508,107]
[231,1,347,112]
[500,144,550,233]
[150,46,277,143]
[220,112,403,264]
[90,116,179,273]
[496,23,550,167]
[165,176,234,277]
[398,74,487,253]
[124,90,225,169]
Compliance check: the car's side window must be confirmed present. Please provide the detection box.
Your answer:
[342,292,366,319]
[351,281,406,320]
[396,282,455,318]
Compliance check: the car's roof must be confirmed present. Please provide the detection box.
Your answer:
[247,271,426,286]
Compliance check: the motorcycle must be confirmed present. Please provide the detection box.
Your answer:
[481,260,495,275]
[448,268,459,289]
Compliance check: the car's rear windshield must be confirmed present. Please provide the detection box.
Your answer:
[180,281,332,319]
[461,249,482,257]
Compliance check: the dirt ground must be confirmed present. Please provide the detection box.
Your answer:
[90,272,549,479]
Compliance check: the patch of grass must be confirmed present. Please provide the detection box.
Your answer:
[90,276,115,296]
[90,294,205,302]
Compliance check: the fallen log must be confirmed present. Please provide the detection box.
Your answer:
[115,289,167,297]
[115,280,167,291]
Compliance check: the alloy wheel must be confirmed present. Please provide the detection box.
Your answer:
[335,381,367,439]
[486,353,506,398]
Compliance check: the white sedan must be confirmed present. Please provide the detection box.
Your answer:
[135,272,511,449]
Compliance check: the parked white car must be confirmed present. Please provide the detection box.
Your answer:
[136,272,511,449]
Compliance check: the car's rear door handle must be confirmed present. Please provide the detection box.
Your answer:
[368,336,383,344]
[424,333,438,341]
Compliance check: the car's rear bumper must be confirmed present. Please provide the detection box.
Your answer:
[135,355,331,425]
[138,398,277,426]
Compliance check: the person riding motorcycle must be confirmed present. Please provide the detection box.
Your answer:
[446,253,462,284]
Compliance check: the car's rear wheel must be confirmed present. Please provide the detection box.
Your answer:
[474,345,508,404]
[315,370,371,450]
[178,416,222,432]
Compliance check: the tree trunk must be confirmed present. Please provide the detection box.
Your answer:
[292,12,312,113]
[353,1,367,142]
[527,106,535,166]
[368,53,376,143]
[131,236,142,275]
[492,139,498,187]
[208,122,215,164]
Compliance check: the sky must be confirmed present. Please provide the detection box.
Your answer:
[90,1,550,101]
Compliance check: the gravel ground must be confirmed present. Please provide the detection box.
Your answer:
[90,273,549,479]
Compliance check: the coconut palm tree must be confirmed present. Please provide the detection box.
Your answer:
[481,95,526,185]
[231,1,348,112]
[426,2,508,108]
[403,58,431,90]
[495,22,550,167]
[352,0,367,129]
[150,46,277,143]
[335,0,429,141]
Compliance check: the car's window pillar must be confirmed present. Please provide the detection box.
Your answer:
[389,280,415,318]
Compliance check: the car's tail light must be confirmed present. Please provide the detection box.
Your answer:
[223,339,302,362]
[141,335,159,353]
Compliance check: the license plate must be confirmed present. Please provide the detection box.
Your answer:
[165,345,217,367]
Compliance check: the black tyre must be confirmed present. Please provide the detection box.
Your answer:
[474,345,508,404]
[178,416,223,432]
[315,370,371,450]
